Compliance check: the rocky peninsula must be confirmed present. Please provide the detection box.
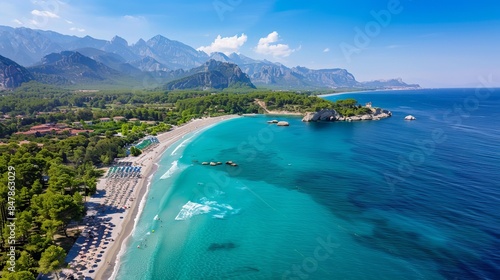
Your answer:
[302,106,392,122]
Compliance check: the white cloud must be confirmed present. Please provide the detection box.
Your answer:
[70,27,85,32]
[29,19,40,26]
[323,48,330,53]
[65,19,73,24]
[197,34,248,55]
[12,19,23,25]
[31,9,59,18]
[255,31,294,57]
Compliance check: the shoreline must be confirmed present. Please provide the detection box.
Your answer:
[318,88,424,98]
[243,112,304,117]
[93,115,239,280]
[318,90,374,97]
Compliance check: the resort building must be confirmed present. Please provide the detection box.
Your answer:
[113,116,127,121]
[15,123,93,136]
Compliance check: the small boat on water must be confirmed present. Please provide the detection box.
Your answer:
[404,115,416,120]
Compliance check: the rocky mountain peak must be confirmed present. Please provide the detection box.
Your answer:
[164,60,255,90]
[134,38,147,47]
[110,36,128,46]
[147,35,171,45]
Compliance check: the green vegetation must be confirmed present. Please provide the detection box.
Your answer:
[0,82,369,277]
[0,140,100,279]
[175,91,335,122]
[333,98,372,116]
[129,146,142,156]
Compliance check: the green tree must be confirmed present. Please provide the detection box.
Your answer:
[130,146,142,156]
[121,123,130,136]
[2,271,36,280]
[76,109,93,121]
[16,251,36,273]
[38,245,66,279]
[47,164,75,194]
[15,211,33,242]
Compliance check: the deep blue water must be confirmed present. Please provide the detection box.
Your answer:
[116,88,500,280]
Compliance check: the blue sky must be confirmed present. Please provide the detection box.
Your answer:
[1,0,499,87]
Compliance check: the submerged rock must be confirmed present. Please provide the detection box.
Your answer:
[208,242,237,251]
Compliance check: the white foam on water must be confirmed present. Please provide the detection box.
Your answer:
[175,198,240,221]
[171,132,198,155]
[111,173,154,280]
[160,160,182,179]
[212,214,225,219]
[175,201,212,221]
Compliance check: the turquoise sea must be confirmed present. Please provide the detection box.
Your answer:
[115,89,500,280]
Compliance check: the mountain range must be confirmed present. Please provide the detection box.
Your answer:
[0,25,420,90]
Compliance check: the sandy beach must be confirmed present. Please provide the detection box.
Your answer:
[59,115,238,280]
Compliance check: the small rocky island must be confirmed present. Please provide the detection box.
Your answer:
[302,102,391,122]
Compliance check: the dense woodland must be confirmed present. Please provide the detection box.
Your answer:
[0,82,369,279]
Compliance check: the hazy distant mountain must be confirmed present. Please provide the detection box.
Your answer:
[130,56,170,72]
[0,54,34,89]
[28,51,126,85]
[209,53,360,89]
[132,35,208,70]
[0,26,208,70]
[75,47,142,76]
[209,52,232,63]
[292,66,359,88]
[103,36,139,62]
[360,78,420,89]
[0,26,64,66]
[164,59,255,90]
[0,25,420,89]
[242,63,306,87]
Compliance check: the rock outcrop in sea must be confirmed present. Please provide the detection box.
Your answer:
[302,107,392,122]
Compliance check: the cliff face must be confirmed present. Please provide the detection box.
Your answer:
[0,55,34,89]
[164,59,256,90]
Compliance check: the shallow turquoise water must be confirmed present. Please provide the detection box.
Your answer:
[116,89,500,279]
